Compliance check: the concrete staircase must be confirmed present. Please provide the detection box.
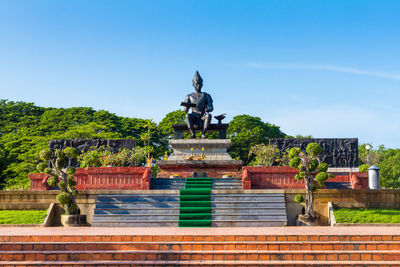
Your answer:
[325,182,352,189]
[93,177,286,227]
[150,177,242,190]
[92,190,287,227]
[2,233,400,266]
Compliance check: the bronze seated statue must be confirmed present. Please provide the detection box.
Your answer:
[181,71,214,138]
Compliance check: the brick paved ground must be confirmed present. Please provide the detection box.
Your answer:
[2,226,400,236]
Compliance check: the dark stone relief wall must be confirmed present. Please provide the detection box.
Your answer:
[49,139,136,153]
[269,138,358,168]
[48,139,136,167]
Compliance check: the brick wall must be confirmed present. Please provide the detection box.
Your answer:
[29,167,151,191]
[242,166,369,190]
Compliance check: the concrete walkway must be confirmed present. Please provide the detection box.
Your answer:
[1,226,400,236]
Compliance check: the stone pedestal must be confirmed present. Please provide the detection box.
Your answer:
[157,139,242,178]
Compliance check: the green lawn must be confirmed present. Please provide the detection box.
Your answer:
[334,208,400,224]
[0,210,47,224]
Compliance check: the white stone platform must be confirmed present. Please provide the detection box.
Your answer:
[168,139,233,161]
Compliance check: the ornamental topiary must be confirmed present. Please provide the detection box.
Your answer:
[37,147,80,215]
[289,143,334,221]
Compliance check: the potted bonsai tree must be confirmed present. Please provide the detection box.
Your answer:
[37,147,86,226]
[288,143,333,225]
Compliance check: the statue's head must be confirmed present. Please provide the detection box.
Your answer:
[192,71,203,93]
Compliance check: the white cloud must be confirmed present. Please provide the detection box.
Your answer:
[240,62,400,81]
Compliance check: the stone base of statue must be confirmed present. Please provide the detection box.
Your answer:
[156,139,242,178]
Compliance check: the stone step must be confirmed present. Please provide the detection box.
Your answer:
[3,234,400,242]
[95,201,286,209]
[91,221,178,227]
[96,195,180,203]
[95,202,180,209]
[95,207,285,215]
[325,182,353,189]
[96,193,285,200]
[1,250,399,261]
[93,214,286,221]
[211,221,287,227]
[1,260,400,266]
[94,208,179,215]
[3,241,400,251]
[91,220,287,227]
[93,214,180,221]
[211,196,284,201]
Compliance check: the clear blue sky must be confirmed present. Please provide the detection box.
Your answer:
[1,1,399,148]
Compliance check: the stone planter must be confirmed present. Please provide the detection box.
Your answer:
[296,214,320,226]
[61,214,87,227]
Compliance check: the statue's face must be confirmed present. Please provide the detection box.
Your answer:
[193,80,203,93]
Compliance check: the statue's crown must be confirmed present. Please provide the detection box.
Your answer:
[192,71,203,84]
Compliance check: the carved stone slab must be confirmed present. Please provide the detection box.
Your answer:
[269,138,358,168]
[168,139,233,161]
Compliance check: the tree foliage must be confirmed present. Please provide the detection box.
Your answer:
[358,144,400,189]
[227,115,286,164]
[378,149,400,189]
[0,100,167,190]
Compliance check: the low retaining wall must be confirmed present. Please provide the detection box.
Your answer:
[0,190,142,224]
[29,167,151,191]
[286,189,400,225]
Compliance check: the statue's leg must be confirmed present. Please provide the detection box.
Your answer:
[201,113,212,138]
[185,113,196,138]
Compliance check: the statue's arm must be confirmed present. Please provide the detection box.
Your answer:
[206,93,214,112]
[183,95,191,113]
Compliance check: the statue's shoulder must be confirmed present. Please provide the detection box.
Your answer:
[202,92,213,99]
[186,92,197,97]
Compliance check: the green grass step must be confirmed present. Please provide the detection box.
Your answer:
[179,207,211,213]
[179,213,211,220]
[180,189,211,195]
[180,195,211,201]
[185,185,212,189]
[178,219,211,227]
[179,178,212,228]
[179,200,211,207]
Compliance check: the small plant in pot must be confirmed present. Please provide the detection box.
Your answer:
[37,147,87,227]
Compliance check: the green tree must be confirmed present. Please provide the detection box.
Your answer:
[227,115,286,164]
[289,143,333,221]
[358,143,384,166]
[158,110,186,138]
[379,149,400,189]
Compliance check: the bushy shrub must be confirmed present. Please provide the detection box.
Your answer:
[359,164,369,172]
[294,194,305,203]
[248,144,280,166]
[78,146,148,168]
